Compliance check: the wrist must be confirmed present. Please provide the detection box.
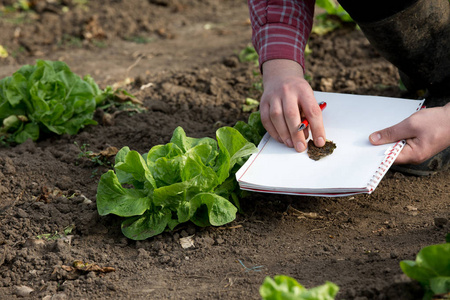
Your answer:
[262,59,305,85]
[262,59,304,76]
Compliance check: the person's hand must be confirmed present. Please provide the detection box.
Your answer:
[260,59,326,152]
[369,103,450,164]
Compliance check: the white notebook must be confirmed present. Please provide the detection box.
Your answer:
[236,92,424,197]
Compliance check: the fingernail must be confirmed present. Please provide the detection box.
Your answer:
[316,136,325,147]
[296,141,306,152]
[370,133,381,142]
[277,136,283,143]
[285,138,294,148]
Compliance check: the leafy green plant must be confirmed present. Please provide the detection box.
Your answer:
[0,60,106,144]
[234,110,266,146]
[0,59,140,145]
[96,126,257,240]
[260,275,339,300]
[239,45,259,67]
[400,237,450,300]
[242,97,260,113]
[74,142,114,167]
[37,224,74,241]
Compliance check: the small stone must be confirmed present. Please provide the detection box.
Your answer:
[319,77,334,92]
[405,205,417,211]
[344,80,356,90]
[15,285,34,297]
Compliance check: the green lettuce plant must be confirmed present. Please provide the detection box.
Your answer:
[0,59,107,144]
[234,110,266,146]
[260,275,339,300]
[96,126,257,240]
[400,237,450,300]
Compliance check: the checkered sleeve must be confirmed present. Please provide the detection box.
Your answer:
[248,0,315,72]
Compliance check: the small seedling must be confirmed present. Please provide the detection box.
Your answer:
[238,45,259,67]
[74,142,113,168]
[37,225,74,240]
[242,97,260,112]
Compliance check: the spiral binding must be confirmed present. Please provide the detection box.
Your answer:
[367,140,406,192]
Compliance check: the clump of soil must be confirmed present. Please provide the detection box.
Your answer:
[307,140,337,161]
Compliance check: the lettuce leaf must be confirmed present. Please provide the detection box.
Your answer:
[260,275,339,300]
[0,60,104,143]
[234,110,266,145]
[400,240,450,299]
[96,126,257,240]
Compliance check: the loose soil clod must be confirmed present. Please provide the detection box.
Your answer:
[307,139,337,160]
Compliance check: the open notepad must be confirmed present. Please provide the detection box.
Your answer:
[236,92,424,197]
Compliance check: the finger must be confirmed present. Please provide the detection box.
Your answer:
[269,100,295,148]
[369,118,414,146]
[299,89,325,147]
[282,96,307,152]
[393,142,414,165]
[260,101,282,143]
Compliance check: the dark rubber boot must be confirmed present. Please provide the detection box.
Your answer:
[355,0,450,175]
[356,0,450,106]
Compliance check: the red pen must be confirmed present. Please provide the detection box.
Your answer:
[297,101,327,131]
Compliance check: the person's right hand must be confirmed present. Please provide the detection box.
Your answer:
[260,59,326,152]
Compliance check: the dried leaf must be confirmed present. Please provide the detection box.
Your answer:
[88,146,119,158]
[62,260,115,275]
[35,186,63,203]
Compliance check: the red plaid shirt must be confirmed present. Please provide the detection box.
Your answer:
[248,0,315,71]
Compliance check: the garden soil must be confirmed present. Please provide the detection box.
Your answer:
[0,1,449,299]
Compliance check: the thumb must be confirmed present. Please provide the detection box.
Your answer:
[369,124,406,146]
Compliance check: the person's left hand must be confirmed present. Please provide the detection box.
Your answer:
[369,103,450,164]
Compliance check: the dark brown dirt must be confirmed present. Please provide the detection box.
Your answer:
[0,1,449,299]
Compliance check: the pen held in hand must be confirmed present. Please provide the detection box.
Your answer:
[298,101,327,131]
